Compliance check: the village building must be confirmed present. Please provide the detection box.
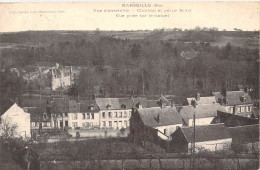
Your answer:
[95,98,133,129]
[170,124,231,153]
[228,124,259,154]
[130,104,182,149]
[0,100,31,139]
[212,90,254,117]
[50,63,72,90]
[179,103,226,126]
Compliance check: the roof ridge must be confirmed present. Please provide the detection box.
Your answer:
[181,123,225,129]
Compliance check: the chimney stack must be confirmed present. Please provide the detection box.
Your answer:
[221,88,227,97]
[196,92,200,101]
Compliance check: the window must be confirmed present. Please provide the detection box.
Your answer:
[124,111,127,118]
[114,121,118,129]
[35,122,38,127]
[247,106,251,112]
[124,120,127,127]
[43,122,47,127]
[114,112,118,118]
[73,122,78,127]
[237,107,241,113]
[64,113,68,117]
[102,121,106,127]
[119,121,122,128]
[129,111,132,118]
[164,129,166,135]
[230,107,234,114]
[102,112,106,118]
[119,112,122,118]
[91,113,94,119]
[82,113,86,119]
[241,107,245,112]
[32,122,35,127]
[47,122,50,127]
[109,121,112,127]
[87,113,90,119]
[65,121,68,127]
[72,113,78,120]
[108,112,112,118]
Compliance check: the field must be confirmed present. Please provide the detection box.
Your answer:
[211,36,259,49]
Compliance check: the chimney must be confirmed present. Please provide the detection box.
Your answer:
[196,92,200,101]
[244,87,249,94]
[221,88,227,97]
[136,102,142,109]
[191,99,197,108]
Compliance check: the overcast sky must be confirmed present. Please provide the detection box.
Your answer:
[0,2,259,32]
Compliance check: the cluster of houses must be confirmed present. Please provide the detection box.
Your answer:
[0,87,259,154]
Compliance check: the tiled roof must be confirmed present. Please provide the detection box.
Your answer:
[187,96,217,105]
[212,91,253,106]
[137,106,182,127]
[228,124,259,144]
[180,104,226,125]
[0,99,14,116]
[178,124,231,143]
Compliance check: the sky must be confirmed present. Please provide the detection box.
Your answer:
[0,2,259,32]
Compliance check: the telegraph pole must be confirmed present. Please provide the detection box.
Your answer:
[192,113,195,170]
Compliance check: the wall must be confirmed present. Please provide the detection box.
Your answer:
[188,117,214,126]
[188,138,232,152]
[99,109,132,129]
[155,124,182,137]
[55,112,100,129]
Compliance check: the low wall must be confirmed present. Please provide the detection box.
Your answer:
[40,157,259,170]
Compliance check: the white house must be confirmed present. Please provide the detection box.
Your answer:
[180,103,226,126]
[0,100,31,138]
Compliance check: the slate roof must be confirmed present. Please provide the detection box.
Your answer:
[95,97,151,110]
[137,106,182,127]
[178,124,231,143]
[187,96,217,105]
[228,124,259,144]
[0,99,14,116]
[212,91,253,106]
[180,104,227,125]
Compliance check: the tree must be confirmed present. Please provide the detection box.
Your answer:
[0,116,18,139]
[131,44,142,59]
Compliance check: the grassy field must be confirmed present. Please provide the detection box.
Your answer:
[31,137,164,161]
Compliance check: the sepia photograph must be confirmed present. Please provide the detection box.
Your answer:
[0,2,259,170]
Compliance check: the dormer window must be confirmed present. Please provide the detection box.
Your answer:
[106,103,111,109]
[240,96,246,102]
[89,104,94,111]
[121,103,126,109]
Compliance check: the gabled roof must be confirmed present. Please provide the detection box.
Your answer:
[0,99,15,116]
[212,91,253,106]
[187,96,217,105]
[180,103,226,125]
[228,124,259,144]
[137,106,182,127]
[177,124,231,143]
